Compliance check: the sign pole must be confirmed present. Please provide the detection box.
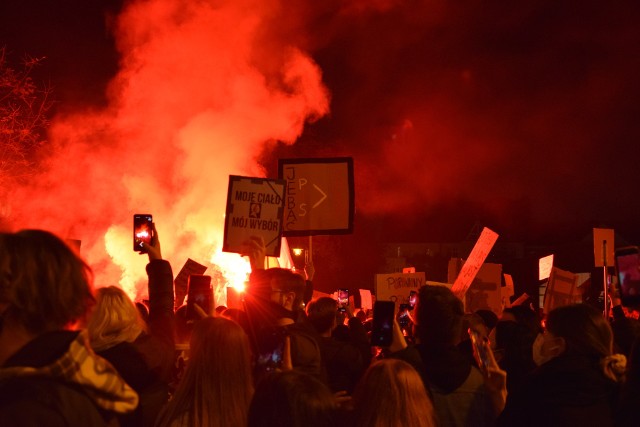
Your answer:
[603,240,608,319]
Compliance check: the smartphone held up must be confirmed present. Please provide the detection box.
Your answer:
[337,288,349,312]
[186,274,213,320]
[468,328,494,373]
[133,214,153,252]
[371,300,395,347]
[615,246,640,307]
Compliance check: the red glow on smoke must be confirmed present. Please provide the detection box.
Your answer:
[4,0,329,302]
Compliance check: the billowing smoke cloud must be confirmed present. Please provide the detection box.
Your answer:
[3,0,639,296]
[6,0,330,299]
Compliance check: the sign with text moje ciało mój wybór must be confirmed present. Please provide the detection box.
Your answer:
[223,175,286,257]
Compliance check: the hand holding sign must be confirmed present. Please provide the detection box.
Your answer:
[241,236,266,271]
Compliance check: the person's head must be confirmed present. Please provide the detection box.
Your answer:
[267,268,306,312]
[87,286,147,352]
[247,268,305,314]
[533,303,613,366]
[416,285,464,345]
[248,370,336,427]
[0,229,94,335]
[495,305,542,361]
[221,307,250,333]
[174,304,193,345]
[475,309,499,334]
[352,359,437,427]
[157,316,253,427]
[306,297,338,335]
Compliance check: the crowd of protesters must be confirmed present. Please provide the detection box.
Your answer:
[1,225,640,426]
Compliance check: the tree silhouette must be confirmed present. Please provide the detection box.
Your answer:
[0,47,53,213]
[0,48,53,180]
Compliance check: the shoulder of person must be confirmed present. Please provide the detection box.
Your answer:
[0,376,111,426]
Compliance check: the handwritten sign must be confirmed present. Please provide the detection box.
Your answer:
[593,228,615,267]
[450,227,499,297]
[543,266,580,314]
[223,176,286,257]
[174,258,208,309]
[539,254,554,281]
[278,157,354,236]
[466,263,503,316]
[375,272,425,302]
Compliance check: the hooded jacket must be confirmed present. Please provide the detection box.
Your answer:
[391,343,493,427]
[0,329,138,427]
[497,353,618,427]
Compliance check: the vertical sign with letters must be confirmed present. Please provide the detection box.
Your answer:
[278,157,354,236]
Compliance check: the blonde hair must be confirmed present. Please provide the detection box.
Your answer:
[88,286,147,352]
[353,359,437,427]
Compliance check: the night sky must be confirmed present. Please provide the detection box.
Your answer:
[2,0,640,293]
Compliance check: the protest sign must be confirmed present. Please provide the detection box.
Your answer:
[543,266,581,314]
[223,175,286,257]
[66,239,81,253]
[375,272,425,303]
[593,228,615,267]
[450,260,502,316]
[278,157,354,236]
[359,289,373,310]
[174,258,208,309]
[502,274,515,308]
[450,227,499,297]
[539,254,554,281]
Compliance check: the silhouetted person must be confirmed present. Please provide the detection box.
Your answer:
[0,230,138,426]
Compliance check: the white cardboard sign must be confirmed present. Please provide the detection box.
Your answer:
[450,227,499,297]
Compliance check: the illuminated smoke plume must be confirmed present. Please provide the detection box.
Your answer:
[5,0,329,300]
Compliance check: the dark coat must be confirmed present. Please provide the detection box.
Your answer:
[97,259,175,427]
[497,354,618,427]
[0,331,124,427]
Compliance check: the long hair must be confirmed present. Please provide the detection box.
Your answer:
[546,303,613,361]
[248,370,336,427]
[352,359,437,427]
[0,229,94,334]
[87,286,147,352]
[156,317,253,427]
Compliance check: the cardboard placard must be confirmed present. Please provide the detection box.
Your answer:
[359,289,373,310]
[278,157,354,236]
[502,274,515,308]
[543,266,581,313]
[450,227,499,297]
[223,175,286,257]
[593,228,615,267]
[174,258,208,309]
[375,272,425,303]
[449,259,502,316]
[539,254,554,281]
